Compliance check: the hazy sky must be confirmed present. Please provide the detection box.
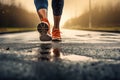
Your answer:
[1,0,120,25]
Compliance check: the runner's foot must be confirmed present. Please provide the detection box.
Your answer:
[37,18,52,41]
[52,28,61,41]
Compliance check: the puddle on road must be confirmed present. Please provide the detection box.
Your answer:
[0,42,116,62]
[31,42,97,62]
[61,54,96,62]
[32,42,116,62]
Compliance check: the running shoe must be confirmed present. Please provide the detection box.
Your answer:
[37,18,52,41]
[52,28,61,41]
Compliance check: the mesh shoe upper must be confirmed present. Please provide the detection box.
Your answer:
[52,28,61,40]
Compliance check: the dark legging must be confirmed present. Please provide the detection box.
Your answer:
[34,0,64,16]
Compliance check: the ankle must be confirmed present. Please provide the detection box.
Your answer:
[53,27,60,30]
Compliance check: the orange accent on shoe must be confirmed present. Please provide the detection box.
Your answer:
[41,18,51,35]
[52,28,61,40]
[41,18,50,26]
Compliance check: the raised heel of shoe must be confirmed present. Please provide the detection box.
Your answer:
[37,23,52,41]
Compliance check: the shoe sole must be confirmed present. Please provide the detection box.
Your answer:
[52,38,62,42]
[37,23,52,41]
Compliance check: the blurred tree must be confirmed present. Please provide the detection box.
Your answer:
[0,2,39,28]
[64,1,120,29]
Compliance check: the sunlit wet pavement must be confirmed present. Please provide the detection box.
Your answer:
[0,29,120,80]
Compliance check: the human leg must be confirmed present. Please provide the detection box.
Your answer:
[52,0,64,41]
[34,0,48,19]
[34,0,52,41]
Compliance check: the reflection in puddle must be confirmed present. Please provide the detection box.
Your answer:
[61,55,95,62]
[37,42,61,61]
[0,42,96,62]
[35,42,96,62]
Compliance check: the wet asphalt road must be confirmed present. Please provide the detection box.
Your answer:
[0,29,120,80]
